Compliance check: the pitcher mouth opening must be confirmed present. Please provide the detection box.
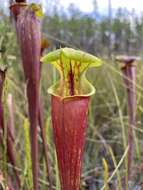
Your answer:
[48,78,96,100]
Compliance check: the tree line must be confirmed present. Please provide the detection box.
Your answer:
[1,2,143,57]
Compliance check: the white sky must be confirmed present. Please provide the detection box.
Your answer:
[3,0,143,14]
[60,0,143,13]
[60,0,94,12]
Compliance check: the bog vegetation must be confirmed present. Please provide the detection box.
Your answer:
[1,1,143,190]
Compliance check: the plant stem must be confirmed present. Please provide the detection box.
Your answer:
[116,55,139,187]
[7,124,21,187]
[122,65,136,181]
[0,69,20,188]
[27,81,39,190]
[38,98,53,189]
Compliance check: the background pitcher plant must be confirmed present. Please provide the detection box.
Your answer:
[10,3,43,190]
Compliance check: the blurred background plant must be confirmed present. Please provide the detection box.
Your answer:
[1,0,143,189]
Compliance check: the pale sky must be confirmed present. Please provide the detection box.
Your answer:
[3,0,143,14]
[60,0,143,13]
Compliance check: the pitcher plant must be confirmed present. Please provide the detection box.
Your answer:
[41,48,102,190]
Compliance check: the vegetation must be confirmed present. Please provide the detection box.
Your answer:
[0,1,143,189]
